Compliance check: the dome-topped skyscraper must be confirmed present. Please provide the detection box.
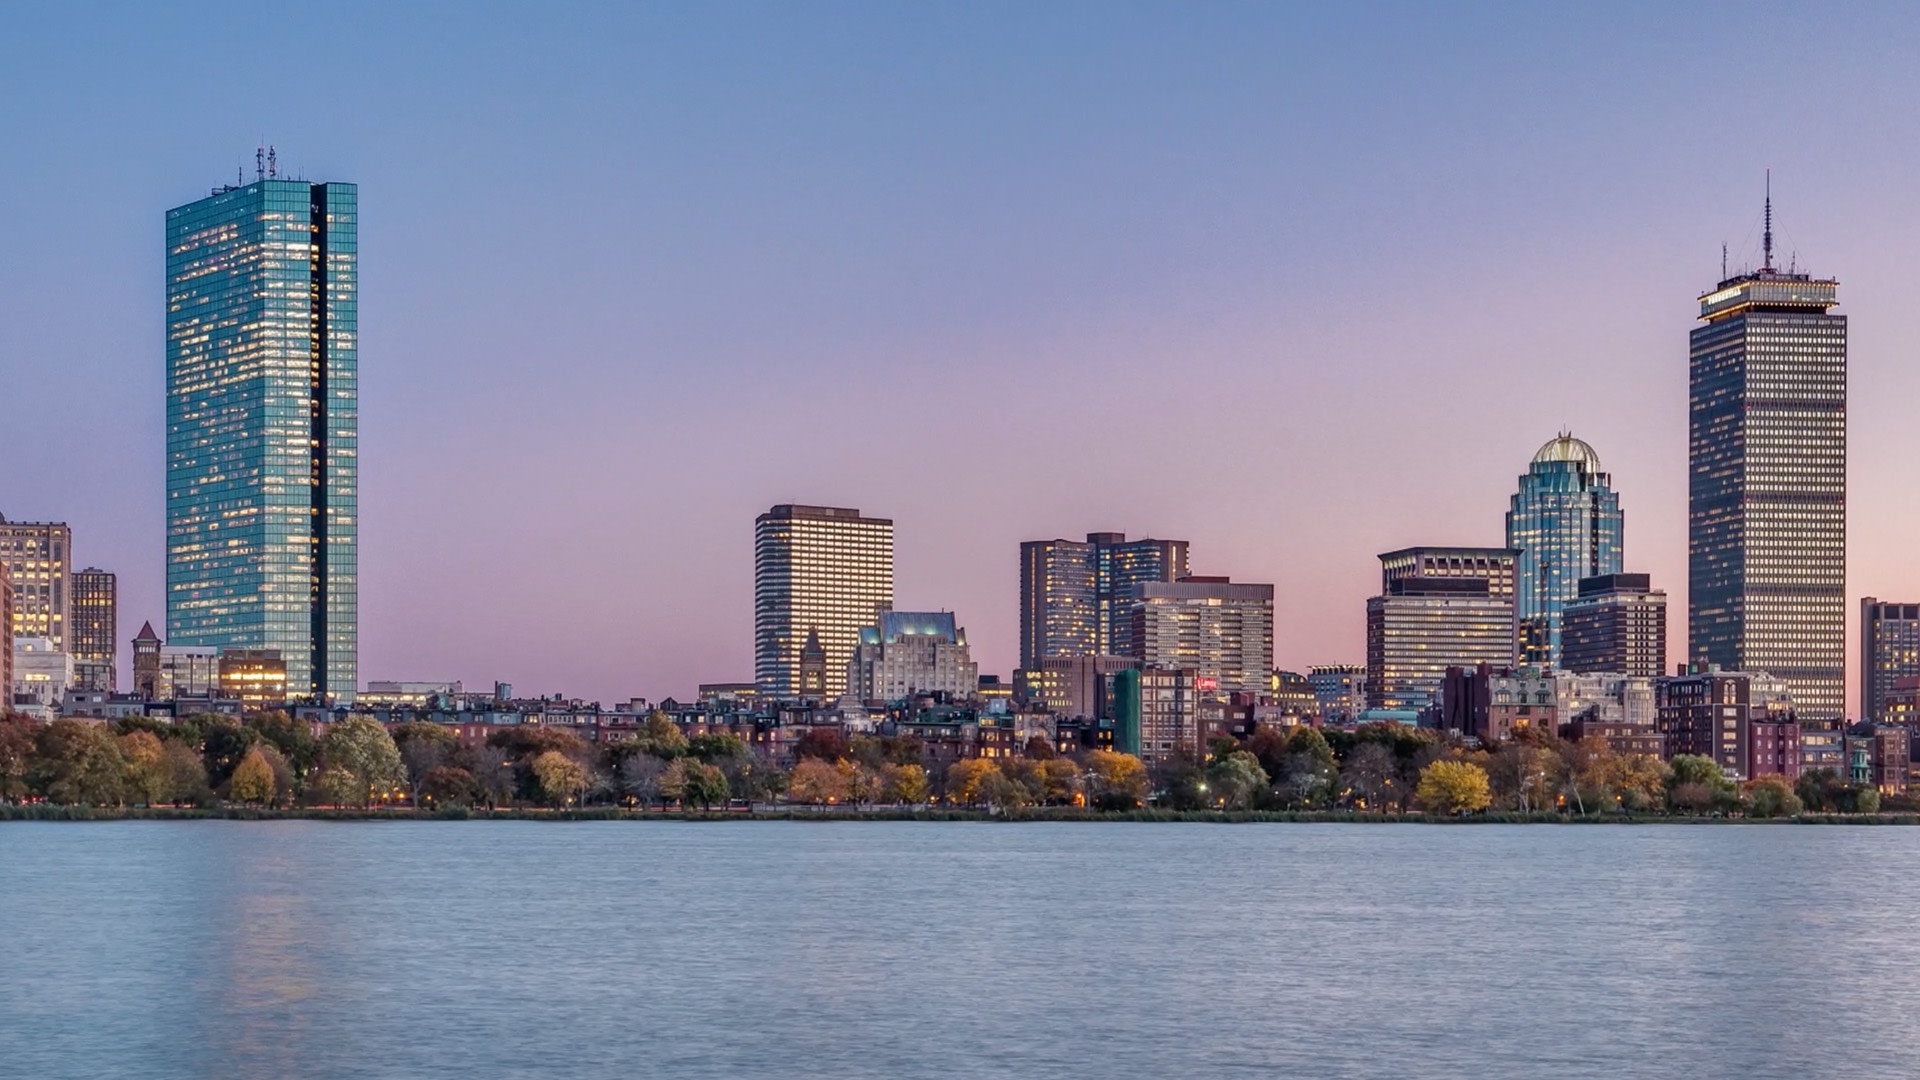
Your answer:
[1506,432,1623,667]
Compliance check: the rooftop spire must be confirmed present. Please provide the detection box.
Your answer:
[1762,168,1774,272]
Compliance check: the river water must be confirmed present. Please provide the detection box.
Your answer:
[1,821,1915,1079]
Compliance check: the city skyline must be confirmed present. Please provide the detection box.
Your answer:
[5,6,1920,710]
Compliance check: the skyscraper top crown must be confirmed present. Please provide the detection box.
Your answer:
[1532,432,1602,472]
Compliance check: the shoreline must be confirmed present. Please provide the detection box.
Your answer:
[3,805,1916,825]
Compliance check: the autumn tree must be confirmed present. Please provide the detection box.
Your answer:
[1666,754,1735,814]
[681,761,729,810]
[229,747,277,805]
[882,762,929,804]
[688,732,748,763]
[637,711,688,759]
[945,758,1000,806]
[118,730,171,806]
[1037,758,1081,805]
[1744,775,1803,818]
[786,757,845,805]
[162,739,211,805]
[1416,759,1492,815]
[0,714,39,802]
[31,720,128,806]
[1341,741,1401,811]
[531,750,589,807]
[423,766,480,807]
[319,716,405,807]
[837,759,881,807]
[199,719,261,791]
[793,726,851,762]
[1084,750,1148,810]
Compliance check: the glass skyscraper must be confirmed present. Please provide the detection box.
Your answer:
[166,174,358,704]
[1689,235,1845,721]
[1505,434,1623,667]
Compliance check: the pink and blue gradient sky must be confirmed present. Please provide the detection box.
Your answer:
[3,3,1918,712]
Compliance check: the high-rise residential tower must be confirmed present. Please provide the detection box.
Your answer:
[70,568,117,692]
[1506,434,1623,666]
[1862,599,1920,725]
[0,515,72,649]
[1019,533,1188,667]
[1689,190,1845,721]
[166,168,358,703]
[754,505,893,698]
[1128,576,1274,695]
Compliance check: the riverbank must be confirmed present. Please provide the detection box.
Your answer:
[4,804,1917,824]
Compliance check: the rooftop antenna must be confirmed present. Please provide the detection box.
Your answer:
[1762,168,1774,272]
[255,144,265,183]
[1721,242,1728,281]
[267,145,277,178]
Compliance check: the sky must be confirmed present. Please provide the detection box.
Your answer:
[3,2,1919,712]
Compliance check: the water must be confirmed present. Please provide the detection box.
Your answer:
[1,821,1916,1079]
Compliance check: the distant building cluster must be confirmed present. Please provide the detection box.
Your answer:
[6,168,1917,797]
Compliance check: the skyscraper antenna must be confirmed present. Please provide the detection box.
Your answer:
[268,145,277,178]
[255,144,265,183]
[1762,168,1773,272]
[1722,243,1728,281]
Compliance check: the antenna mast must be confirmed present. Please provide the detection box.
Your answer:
[1762,168,1773,272]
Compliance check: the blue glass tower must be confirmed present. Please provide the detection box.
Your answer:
[1505,434,1622,667]
[166,168,358,703]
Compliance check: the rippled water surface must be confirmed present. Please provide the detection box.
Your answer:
[3,821,1917,1079]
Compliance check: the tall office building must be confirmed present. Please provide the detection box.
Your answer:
[1019,533,1188,666]
[1689,191,1845,721]
[1561,573,1666,678]
[1506,434,1622,666]
[1127,576,1274,695]
[0,516,72,649]
[1367,549,1517,711]
[754,505,893,697]
[166,168,358,703]
[1862,599,1920,724]
[70,568,117,692]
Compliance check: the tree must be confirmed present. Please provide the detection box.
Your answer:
[162,739,211,805]
[1023,735,1057,761]
[118,730,171,806]
[945,758,1000,806]
[1084,750,1148,810]
[681,761,729,810]
[531,750,589,807]
[229,747,276,805]
[1342,741,1400,811]
[793,727,851,762]
[1276,751,1339,808]
[1207,750,1269,809]
[1668,755,1735,814]
[1416,759,1492,815]
[244,710,320,780]
[688,732,747,763]
[1745,775,1803,818]
[1855,786,1882,815]
[1037,757,1081,805]
[423,766,479,808]
[978,768,1030,809]
[31,720,128,806]
[463,744,516,809]
[319,717,405,807]
[1150,748,1208,809]
[199,719,261,790]
[394,722,457,805]
[638,711,688,758]
[618,751,667,808]
[882,762,929,804]
[837,759,881,806]
[1,715,42,801]
[786,757,845,805]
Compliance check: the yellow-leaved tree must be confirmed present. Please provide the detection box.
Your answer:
[1416,759,1491,816]
[229,746,277,806]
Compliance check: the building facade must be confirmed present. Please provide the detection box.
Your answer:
[0,561,10,700]
[1367,549,1518,711]
[1561,573,1667,677]
[1657,669,1794,779]
[1861,599,1920,725]
[1308,665,1366,725]
[70,568,116,692]
[846,611,979,703]
[0,516,72,649]
[166,174,359,703]
[11,637,73,715]
[1019,532,1188,667]
[1688,226,1846,721]
[1024,654,1138,719]
[1127,577,1273,696]
[1506,434,1623,666]
[754,505,894,697]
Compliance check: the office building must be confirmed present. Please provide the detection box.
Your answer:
[0,515,72,649]
[1861,599,1920,724]
[1128,577,1273,696]
[158,646,219,700]
[218,649,289,707]
[754,505,893,697]
[846,611,979,703]
[1270,670,1318,722]
[1506,434,1623,666]
[1367,549,1517,711]
[1308,665,1366,725]
[1689,197,1846,721]
[1561,573,1667,677]
[70,568,116,692]
[167,170,358,704]
[1019,533,1188,667]
[1025,654,1138,718]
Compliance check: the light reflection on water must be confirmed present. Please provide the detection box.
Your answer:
[3,821,1918,1079]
